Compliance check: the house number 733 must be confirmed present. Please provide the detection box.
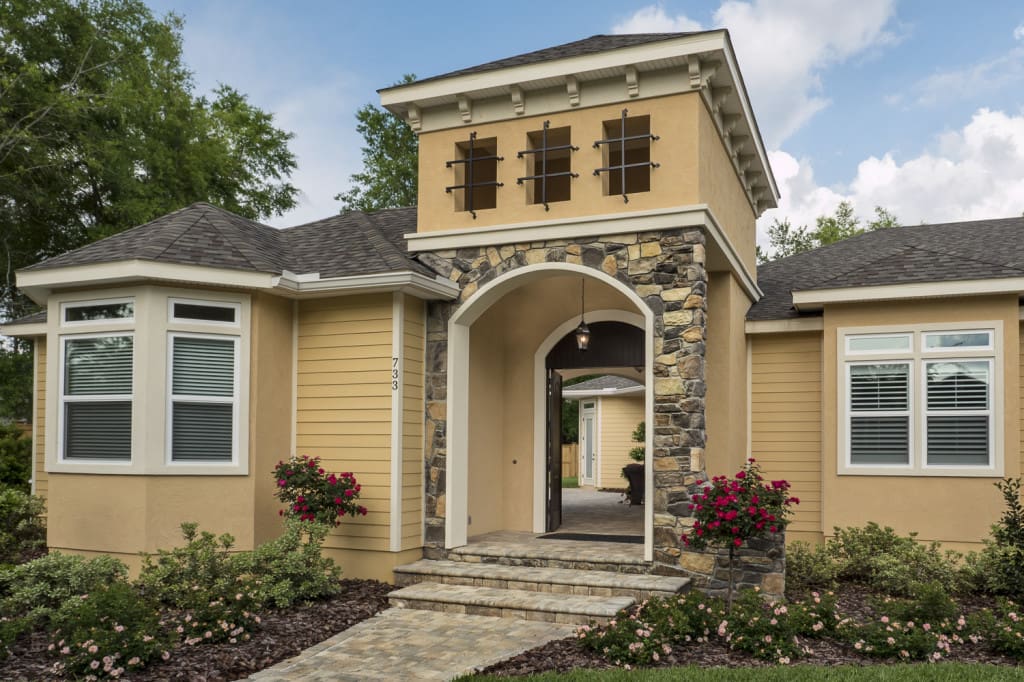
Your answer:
[392,357,400,390]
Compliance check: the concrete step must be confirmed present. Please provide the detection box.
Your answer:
[388,582,634,625]
[394,559,690,601]
[447,540,649,573]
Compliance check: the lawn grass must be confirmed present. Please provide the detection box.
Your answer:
[470,663,1024,681]
[561,476,578,488]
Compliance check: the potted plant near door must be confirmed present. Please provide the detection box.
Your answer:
[621,421,645,506]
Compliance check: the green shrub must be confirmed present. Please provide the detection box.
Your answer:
[786,541,837,596]
[971,600,1024,659]
[0,486,45,564]
[137,523,259,645]
[230,519,340,609]
[725,589,814,663]
[50,581,169,679]
[967,478,1024,599]
[0,424,31,492]
[827,523,965,596]
[0,552,128,652]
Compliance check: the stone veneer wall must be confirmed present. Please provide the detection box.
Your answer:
[416,228,785,595]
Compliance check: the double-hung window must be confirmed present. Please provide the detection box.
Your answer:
[839,324,1000,476]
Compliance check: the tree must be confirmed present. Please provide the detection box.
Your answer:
[0,0,299,320]
[336,74,419,212]
[757,202,900,264]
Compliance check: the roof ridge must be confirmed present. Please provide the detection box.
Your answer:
[151,207,212,262]
[214,208,290,272]
[358,212,417,272]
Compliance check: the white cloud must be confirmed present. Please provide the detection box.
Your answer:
[1014,23,1024,41]
[895,47,1024,107]
[612,6,702,33]
[613,1,898,147]
[758,108,1024,249]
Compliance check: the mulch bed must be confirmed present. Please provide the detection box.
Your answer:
[0,579,392,682]
[481,584,1022,676]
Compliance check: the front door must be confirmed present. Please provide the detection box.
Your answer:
[580,402,596,486]
[546,370,562,532]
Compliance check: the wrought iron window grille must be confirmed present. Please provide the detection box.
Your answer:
[592,109,659,203]
[445,131,503,218]
[516,120,579,211]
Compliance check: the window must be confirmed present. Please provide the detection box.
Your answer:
[839,325,1000,475]
[169,335,238,463]
[170,299,239,325]
[63,299,134,324]
[61,335,133,461]
[594,110,658,202]
[517,122,577,209]
[446,133,502,217]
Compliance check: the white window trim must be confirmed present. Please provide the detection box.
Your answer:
[845,359,914,472]
[837,320,1003,477]
[921,357,994,472]
[46,286,250,476]
[61,297,135,327]
[168,297,241,328]
[58,331,135,466]
[921,329,993,353]
[166,332,241,467]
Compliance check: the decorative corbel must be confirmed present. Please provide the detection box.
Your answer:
[722,114,741,135]
[457,94,472,123]
[688,57,702,89]
[737,153,756,173]
[730,134,750,154]
[510,85,524,115]
[406,104,422,132]
[711,86,733,114]
[566,75,580,107]
[625,65,639,97]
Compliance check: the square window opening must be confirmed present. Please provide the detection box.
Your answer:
[449,135,500,216]
[596,113,656,200]
[521,125,574,207]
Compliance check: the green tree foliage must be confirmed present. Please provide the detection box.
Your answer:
[0,422,32,492]
[0,344,31,422]
[336,75,419,212]
[560,375,599,443]
[756,202,900,264]
[0,0,299,319]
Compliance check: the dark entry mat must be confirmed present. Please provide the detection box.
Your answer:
[538,532,643,544]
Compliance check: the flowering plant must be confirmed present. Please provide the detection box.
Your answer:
[273,455,367,526]
[682,458,798,609]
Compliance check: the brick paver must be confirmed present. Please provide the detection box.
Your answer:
[247,608,574,681]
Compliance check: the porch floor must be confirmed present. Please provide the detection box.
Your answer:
[560,486,642,535]
[457,530,645,567]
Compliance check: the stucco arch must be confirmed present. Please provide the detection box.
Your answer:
[446,262,654,559]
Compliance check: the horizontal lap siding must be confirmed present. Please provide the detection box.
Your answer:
[750,332,823,541]
[598,396,644,488]
[35,338,47,500]
[401,298,425,549]
[297,295,393,552]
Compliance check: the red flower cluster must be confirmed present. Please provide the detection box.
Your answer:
[272,455,368,526]
[682,458,798,551]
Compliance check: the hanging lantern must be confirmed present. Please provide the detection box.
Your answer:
[575,278,590,351]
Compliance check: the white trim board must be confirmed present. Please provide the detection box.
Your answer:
[793,278,1024,311]
[744,318,824,334]
[389,292,405,553]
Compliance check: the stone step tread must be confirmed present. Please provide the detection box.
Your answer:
[389,582,634,617]
[395,560,689,593]
[449,543,647,565]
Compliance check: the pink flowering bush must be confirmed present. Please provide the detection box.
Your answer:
[273,455,367,526]
[972,599,1024,659]
[724,589,839,663]
[49,582,169,679]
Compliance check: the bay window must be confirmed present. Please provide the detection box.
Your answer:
[839,323,1001,476]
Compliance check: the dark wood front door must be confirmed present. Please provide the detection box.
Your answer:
[546,369,562,532]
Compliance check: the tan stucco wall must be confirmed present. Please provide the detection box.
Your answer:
[597,394,644,488]
[250,293,294,545]
[820,296,1020,551]
[467,274,641,533]
[697,104,758,273]
[749,331,824,545]
[706,272,752,479]
[34,337,47,500]
[296,294,394,553]
[416,94,701,233]
[401,296,425,550]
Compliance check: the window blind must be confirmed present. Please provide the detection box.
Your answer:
[63,336,133,461]
[926,361,990,466]
[850,363,909,465]
[171,336,236,462]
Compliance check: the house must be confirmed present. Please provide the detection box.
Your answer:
[562,375,644,489]
[1,30,1016,586]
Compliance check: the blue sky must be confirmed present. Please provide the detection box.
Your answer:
[145,1,1024,244]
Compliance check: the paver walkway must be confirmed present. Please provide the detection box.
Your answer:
[247,608,574,681]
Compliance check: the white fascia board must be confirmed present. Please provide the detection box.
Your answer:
[273,271,459,301]
[562,386,645,399]
[17,260,278,304]
[408,204,762,303]
[792,278,1024,311]
[380,32,729,108]
[0,322,47,337]
[744,317,824,334]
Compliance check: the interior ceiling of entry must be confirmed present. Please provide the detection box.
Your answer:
[560,366,644,383]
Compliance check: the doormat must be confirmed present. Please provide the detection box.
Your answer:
[538,532,643,544]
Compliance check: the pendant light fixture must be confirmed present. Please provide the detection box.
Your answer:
[574,278,591,351]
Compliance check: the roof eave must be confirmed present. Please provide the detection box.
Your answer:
[791,277,1024,312]
[0,322,46,338]
[562,385,645,399]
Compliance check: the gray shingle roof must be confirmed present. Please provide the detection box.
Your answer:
[24,202,429,280]
[4,311,46,326]
[564,375,643,393]
[403,33,703,87]
[750,217,1024,321]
